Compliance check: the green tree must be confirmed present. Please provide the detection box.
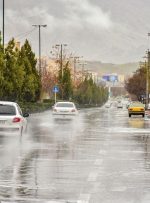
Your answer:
[74,77,108,106]
[58,61,73,100]
[3,39,25,101]
[19,40,41,102]
[0,33,5,99]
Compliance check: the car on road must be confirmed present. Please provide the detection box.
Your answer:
[105,102,111,108]
[147,103,150,110]
[52,101,78,119]
[126,101,131,109]
[0,101,29,135]
[128,102,145,117]
[117,101,123,108]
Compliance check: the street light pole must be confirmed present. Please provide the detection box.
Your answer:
[60,44,63,79]
[145,60,148,107]
[148,50,150,105]
[32,24,47,76]
[2,0,4,47]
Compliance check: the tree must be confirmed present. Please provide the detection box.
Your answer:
[0,37,41,102]
[2,39,25,101]
[58,61,73,100]
[73,77,108,105]
[0,33,5,99]
[19,40,41,102]
[41,68,57,97]
[125,66,146,100]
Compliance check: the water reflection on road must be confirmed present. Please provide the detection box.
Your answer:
[0,107,150,202]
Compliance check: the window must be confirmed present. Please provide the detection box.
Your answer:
[56,103,74,108]
[0,105,16,115]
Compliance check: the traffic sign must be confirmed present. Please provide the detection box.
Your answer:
[53,86,59,93]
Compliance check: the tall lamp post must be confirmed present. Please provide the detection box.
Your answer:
[32,24,47,76]
[2,0,4,47]
[144,33,150,108]
[147,50,150,106]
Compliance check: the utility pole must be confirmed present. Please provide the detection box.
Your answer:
[2,0,4,47]
[60,44,63,79]
[145,60,148,107]
[148,50,150,105]
[55,44,67,79]
[32,24,47,76]
[55,44,67,99]
[71,56,83,83]
[79,62,87,81]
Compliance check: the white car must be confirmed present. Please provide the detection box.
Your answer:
[117,102,123,108]
[105,103,111,108]
[52,102,78,119]
[0,101,29,135]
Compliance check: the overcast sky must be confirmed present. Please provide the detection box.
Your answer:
[0,0,150,63]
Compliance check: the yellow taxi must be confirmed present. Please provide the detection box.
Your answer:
[128,102,145,117]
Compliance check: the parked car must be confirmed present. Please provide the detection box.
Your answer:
[128,102,145,117]
[52,102,78,119]
[0,101,29,135]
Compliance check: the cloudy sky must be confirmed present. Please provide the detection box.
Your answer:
[0,0,150,63]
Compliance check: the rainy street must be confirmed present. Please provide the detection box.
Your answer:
[0,105,150,203]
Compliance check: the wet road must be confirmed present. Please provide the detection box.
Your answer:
[0,105,150,203]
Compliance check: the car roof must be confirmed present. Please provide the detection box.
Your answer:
[0,101,18,106]
[56,102,74,104]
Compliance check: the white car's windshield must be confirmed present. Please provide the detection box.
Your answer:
[56,103,74,108]
[0,104,16,115]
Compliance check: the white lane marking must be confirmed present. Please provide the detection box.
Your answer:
[94,159,103,165]
[78,194,91,203]
[1,200,68,203]
[88,171,99,182]
[111,186,127,192]
[99,150,106,154]
[77,201,89,203]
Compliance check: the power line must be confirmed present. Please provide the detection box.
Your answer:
[5,28,37,42]
[16,28,37,41]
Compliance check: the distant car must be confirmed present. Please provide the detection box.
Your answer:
[126,101,131,109]
[128,102,145,117]
[105,103,111,108]
[147,103,150,110]
[0,101,29,136]
[117,102,123,108]
[52,102,78,119]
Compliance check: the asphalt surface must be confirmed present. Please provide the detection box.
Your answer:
[0,104,150,203]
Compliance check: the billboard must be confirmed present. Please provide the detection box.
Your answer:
[102,74,118,82]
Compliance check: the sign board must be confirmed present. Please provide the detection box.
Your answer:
[53,86,59,93]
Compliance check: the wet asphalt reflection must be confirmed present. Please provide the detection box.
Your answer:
[0,105,150,202]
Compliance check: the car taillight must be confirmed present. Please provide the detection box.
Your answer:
[129,108,133,111]
[13,117,21,123]
[140,108,144,111]
[71,109,76,112]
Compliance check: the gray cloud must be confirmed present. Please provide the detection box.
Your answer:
[0,0,150,63]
